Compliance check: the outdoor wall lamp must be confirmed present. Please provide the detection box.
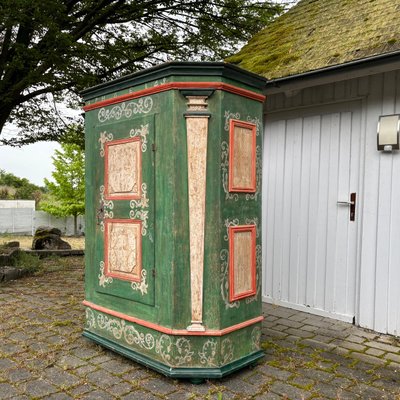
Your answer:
[377,114,400,152]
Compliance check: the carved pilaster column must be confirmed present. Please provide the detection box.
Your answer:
[184,95,210,332]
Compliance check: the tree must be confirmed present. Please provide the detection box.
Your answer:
[0,169,44,204]
[0,0,284,146]
[41,142,85,235]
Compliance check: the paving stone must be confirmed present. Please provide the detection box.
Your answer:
[255,392,281,400]
[285,328,315,338]
[333,389,361,399]
[86,369,123,388]
[350,351,387,367]
[162,391,191,400]
[263,315,279,322]
[122,368,152,381]
[259,364,292,380]
[262,328,289,339]
[141,378,179,395]
[42,366,81,388]
[312,334,335,344]
[288,313,308,322]
[302,338,336,352]
[347,382,394,398]
[332,340,366,352]
[274,318,304,329]
[245,371,273,387]
[6,368,33,382]
[313,382,343,399]
[46,393,74,399]
[22,379,59,397]
[0,358,17,369]
[301,324,319,332]
[388,361,400,370]
[220,378,257,395]
[122,390,160,400]
[69,383,96,397]
[384,352,400,363]
[98,358,133,374]
[79,389,115,399]
[365,341,400,354]
[289,376,314,389]
[365,347,385,357]
[58,354,88,369]
[0,382,21,399]
[269,381,311,399]
[329,377,352,389]
[346,335,367,344]
[90,354,114,364]
[301,367,333,382]
[72,341,99,360]
[106,382,134,396]
[74,363,98,376]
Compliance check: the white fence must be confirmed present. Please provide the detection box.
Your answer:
[0,208,85,236]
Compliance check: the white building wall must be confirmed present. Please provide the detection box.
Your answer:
[0,200,35,209]
[0,209,85,236]
[263,70,400,335]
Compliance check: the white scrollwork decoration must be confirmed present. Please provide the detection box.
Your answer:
[153,77,167,87]
[174,338,194,366]
[85,308,96,329]
[98,97,153,123]
[220,249,239,310]
[251,326,262,351]
[199,339,218,367]
[224,110,241,131]
[131,269,148,295]
[99,131,114,157]
[221,338,234,365]
[224,218,239,241]
[129,124,150,152]
[155,335,193,367]
[99,185,114,232]
[130,183,149,236]
[246,116,261,136]
[156,335,173,364]
[98,261,113,287]
[96,313,155,350]
[221,141,238,201]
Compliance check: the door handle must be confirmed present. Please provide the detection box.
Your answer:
[337,200,354,205]
[337,193,356,221]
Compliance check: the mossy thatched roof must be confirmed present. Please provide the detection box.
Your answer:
[227,0,400,79]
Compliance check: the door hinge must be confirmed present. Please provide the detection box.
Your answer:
[152,269,156,277]
[152,143,156,151]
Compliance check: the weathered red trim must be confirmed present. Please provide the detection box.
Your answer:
[228,119,257,193]
[83,82,265,112]
[229,225,257,302]
[83,300,263,336]
[104,136,142,201]
[104,219,142,283]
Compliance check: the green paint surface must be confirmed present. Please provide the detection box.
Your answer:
[84,63,264,376]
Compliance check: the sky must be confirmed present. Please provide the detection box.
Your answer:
[0,140,61,187]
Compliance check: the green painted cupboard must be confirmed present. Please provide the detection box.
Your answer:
[82,62,266,379]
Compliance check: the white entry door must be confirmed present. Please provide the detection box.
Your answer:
[262,102,362,322]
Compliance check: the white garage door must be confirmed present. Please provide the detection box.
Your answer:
[262,101,362,322]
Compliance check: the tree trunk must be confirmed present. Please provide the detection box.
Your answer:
[74,214,78,237]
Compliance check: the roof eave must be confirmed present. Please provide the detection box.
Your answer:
[264,50,400,95]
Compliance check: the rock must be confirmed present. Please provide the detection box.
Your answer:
[4,241,20,248]
[34,226,62,237]
[32,226,71,250]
